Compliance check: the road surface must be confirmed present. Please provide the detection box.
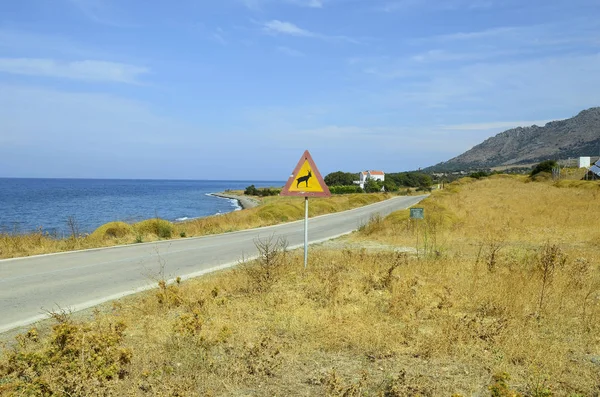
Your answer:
[0,195,426,333]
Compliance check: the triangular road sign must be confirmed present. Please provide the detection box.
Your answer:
[281,150,331,197]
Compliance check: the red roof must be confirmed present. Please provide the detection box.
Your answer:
[369,170,384,175]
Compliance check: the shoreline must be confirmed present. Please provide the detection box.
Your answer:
[209,192,260,210]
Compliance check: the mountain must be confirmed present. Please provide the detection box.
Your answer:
[429,107,600,171]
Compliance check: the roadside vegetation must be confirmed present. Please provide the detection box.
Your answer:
[1,174,599,395]
[324,170,435,193]
[0,192,397,259]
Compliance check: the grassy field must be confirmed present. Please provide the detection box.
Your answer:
[0,192,394,259]
[1,176,599,396]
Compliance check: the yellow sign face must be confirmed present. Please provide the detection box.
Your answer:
[287,160,326,193]
[281,150,331,197]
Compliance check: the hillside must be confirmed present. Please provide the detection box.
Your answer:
[429,107,600,171]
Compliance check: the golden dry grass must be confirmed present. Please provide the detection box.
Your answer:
[1,176,599,396]
[0,193,393,259]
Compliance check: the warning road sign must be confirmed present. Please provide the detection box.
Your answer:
[281,150,331,197]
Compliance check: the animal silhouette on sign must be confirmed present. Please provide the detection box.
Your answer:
[296,169,312,188]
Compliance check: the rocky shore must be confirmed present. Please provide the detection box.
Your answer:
[210,193,260,210]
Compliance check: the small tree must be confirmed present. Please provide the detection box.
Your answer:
[364,178,381,193]
[530,160,557,176]
[244,185,259,195]
[382,179,398,192]
[324,171,357,186]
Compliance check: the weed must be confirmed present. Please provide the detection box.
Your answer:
[379,369,433,396]
[526,373,553,397]
[321,369,368,397]
[0,313,132,395]
[489,372,522,397]
[240,337,282,377]
[536,243,566,316]
[359,214,385,236]
[241,235,288,292]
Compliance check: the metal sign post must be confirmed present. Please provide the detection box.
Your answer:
[304,197,309,268]
[280,150,331,269]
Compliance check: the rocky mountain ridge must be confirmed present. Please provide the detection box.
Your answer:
[429,107,600,171]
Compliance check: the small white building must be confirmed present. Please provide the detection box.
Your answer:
[355,170,385,189]
[579,157,591,168]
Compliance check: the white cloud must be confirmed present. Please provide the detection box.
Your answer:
[427,26,520,42]
[263,20,358,43]
[0,58,149,84]
[264,20,315,37]
[212,28,228,45]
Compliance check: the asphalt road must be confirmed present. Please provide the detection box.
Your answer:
[0,195,426,333]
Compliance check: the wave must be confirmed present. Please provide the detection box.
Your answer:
[229,198,243,211]
[207,192,243,211]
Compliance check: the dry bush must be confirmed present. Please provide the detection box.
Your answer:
[90,221,134,239]
[0,313,132,396]
[134,218,174,239]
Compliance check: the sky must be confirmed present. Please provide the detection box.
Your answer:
[0,0,599,180]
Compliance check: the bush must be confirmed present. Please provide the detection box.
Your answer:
[0,315,132,394]
[91,221,134,239]
[244,185,281,197]
[469,171,491,179]
[329,185,363,194]
[530,160,557,176]
[382,179,399,192]
[134,218,174,239]
[244,185,259,195]
[324,171,357,186]
[364,179,382,193]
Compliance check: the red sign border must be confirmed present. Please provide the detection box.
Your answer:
[280,150,331,197]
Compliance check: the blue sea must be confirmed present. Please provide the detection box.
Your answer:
[0,179,282,236]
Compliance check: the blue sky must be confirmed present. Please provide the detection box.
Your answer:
[1,0,599,180]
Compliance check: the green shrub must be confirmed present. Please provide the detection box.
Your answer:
[324,171,357,186]
[469,171,492,179]
[364,179,382,193]
[330,185,363,194]
[530,160,557,176]
[382,179,399,192]
[244,185,281,197]
[244,184,259,195]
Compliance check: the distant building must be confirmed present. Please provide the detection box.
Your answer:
[579,156,591,168]
[354,170,385,189]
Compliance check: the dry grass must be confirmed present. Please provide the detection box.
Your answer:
[0,193,393,259]
[1,176,599,396]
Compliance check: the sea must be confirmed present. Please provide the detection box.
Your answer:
[0,178,283,236]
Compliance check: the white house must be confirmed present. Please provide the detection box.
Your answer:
[579,157,591,168]
[355,170,385,189]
